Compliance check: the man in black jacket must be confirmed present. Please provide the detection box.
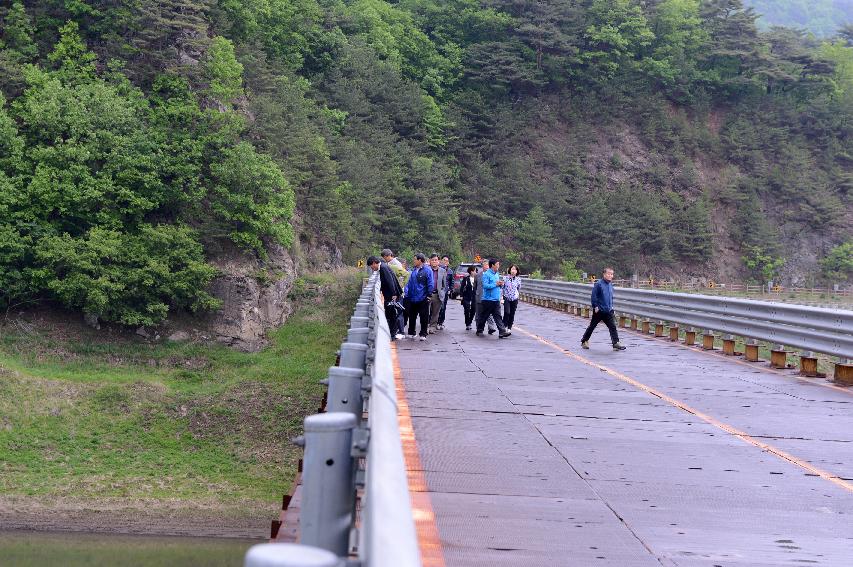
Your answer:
[459,265,477,330]
[368,256,404,340]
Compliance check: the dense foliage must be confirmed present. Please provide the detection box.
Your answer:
[0,0,851,324]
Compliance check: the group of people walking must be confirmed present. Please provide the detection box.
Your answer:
[367,251,522,342]
[367,250,627,351]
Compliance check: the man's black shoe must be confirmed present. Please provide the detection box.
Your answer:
[475,331,484,336]
[499,331,512,339]
[488,329,496,335]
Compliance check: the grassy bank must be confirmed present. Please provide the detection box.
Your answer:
[0,270,359,523]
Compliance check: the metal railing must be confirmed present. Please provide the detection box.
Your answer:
[521,279,853,361]
[245,272,421,566]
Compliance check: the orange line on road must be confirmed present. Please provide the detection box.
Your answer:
[515,326,853,494]
[391,343,446,567]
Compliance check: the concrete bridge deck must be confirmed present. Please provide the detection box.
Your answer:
[394,300,853,566]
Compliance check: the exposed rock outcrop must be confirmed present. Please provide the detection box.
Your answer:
[200,242,296,352]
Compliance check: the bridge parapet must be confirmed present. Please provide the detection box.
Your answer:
[245,272,421,566]
[520,279,853,382]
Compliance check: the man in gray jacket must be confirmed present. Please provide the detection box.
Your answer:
[428,254,448,333]
[474,257,497,334]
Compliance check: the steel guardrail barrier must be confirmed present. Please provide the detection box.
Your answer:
[245,272,421,567]
[520,279,853,361]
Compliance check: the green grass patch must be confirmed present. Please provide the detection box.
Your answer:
[0,270,360,505]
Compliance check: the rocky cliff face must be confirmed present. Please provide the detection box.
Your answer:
[197,242,296,352]
[162,240,297,352]
[154,239,344,351]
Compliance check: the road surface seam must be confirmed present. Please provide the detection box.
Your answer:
[453,334,669,566]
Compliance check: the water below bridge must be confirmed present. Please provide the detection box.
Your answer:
[0,530,257,566]
[395,299,853,566]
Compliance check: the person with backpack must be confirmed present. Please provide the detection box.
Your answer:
[404,253,434,341]
[581,267,627,351]
[368,255,404,340]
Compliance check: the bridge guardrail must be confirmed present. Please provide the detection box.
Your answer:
[245,272,421,567]
[520,279,853,362]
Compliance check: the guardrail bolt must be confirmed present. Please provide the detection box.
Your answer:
[835,362,853,386]
[702,332,716,350]
[744,342,760,362]
[669,326,679,341]
[770,349,788,369]
[244,543,344,567]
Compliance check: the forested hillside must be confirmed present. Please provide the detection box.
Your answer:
[745,0,852,37]
[0,0,851,325]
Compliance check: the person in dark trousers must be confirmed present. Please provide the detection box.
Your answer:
[474,258,497,334]
[404,253,434,341]
[368,256,404,340]
[502,264,521,330]
[427,254,448,333]
[437,255,453,328]
[476,259,511,338]
[581,267,627,351]
[459,265,477,330]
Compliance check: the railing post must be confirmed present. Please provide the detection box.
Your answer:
[339,342,368,370]
[684,328,696,346]
[835,360,853,385]
[722,335,736,356]
[770,346,788,369]
[244,543,343,567]
[669,325,679,341]
[702,330,716,350]
[744,341,760,362]
[354,302,371,317]
[300,413,357,556]
[799,352,818,377]
[347,327,370,345]
[327,367,365,416]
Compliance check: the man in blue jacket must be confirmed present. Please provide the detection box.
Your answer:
[476,259,511,338]
[581,267,626,350]
[404,253,434,341]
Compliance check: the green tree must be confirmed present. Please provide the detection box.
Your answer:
[204,36,244,105]
[517,205,557,273]
[820,241,853,282]
[578,0,656,80]
[742,245,785,284]
[35,225,219,326]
